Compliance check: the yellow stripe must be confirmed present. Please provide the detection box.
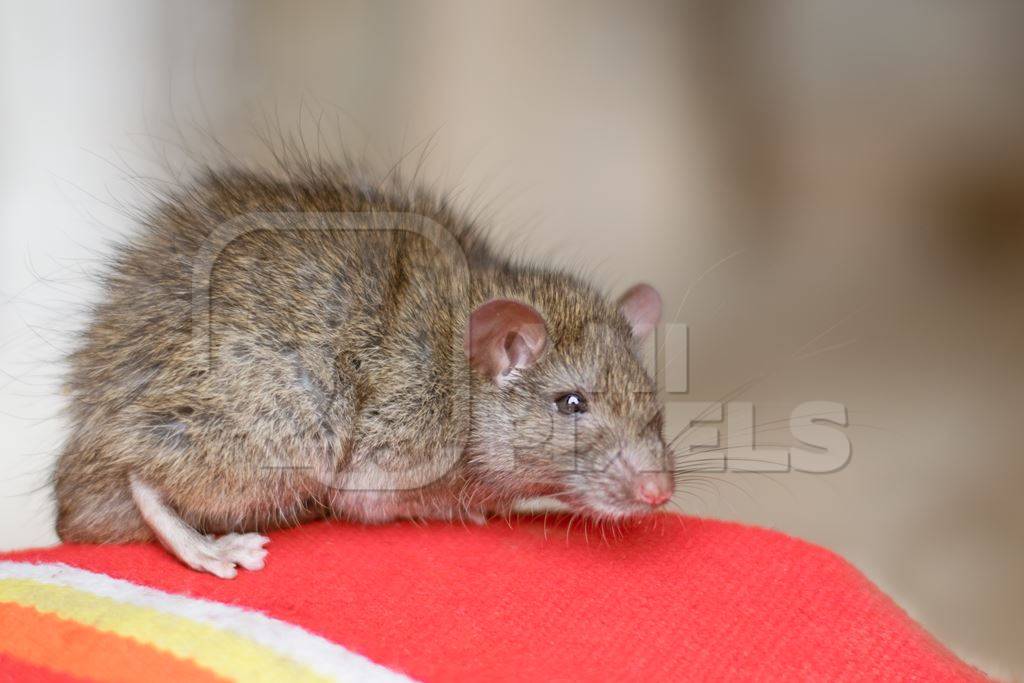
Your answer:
[0,578,333,683]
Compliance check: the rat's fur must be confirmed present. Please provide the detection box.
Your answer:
[53,167,671,560]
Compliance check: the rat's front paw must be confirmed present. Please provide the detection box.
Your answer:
[182,533,270,579]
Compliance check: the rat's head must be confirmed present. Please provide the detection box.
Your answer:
[465,280,674,519]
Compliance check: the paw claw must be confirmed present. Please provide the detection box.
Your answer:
[187,532,270,578]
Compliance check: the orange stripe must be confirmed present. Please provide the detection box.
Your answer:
[0,601,229,683]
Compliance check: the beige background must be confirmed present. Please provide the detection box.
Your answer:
[1,1,1022,676]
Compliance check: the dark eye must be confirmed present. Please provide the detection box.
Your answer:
[555,392,588,415]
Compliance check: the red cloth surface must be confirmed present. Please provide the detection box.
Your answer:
[0,655,90,683]
[1,514,985,681]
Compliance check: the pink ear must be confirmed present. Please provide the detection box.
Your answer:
[618,283,662,341]
[466,299,548,380]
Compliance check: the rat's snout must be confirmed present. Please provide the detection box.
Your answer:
[633,471,673,508]
[574,446,676,518]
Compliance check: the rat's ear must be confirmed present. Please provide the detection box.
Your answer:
[466,299,548,381]
[617,283,662,341]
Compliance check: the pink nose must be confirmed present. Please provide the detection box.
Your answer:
[635,474,672,507]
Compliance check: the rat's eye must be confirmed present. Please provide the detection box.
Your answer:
[555,392,588,415]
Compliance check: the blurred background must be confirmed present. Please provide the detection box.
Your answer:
[1,0,1022,675]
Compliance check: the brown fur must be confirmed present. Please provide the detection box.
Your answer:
[54,167,670,543]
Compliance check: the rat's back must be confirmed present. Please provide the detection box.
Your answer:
[54,169,489,544]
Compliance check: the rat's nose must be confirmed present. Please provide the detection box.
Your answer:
[634,473,673,507]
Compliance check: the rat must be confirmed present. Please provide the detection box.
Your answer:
[52,166,674,578]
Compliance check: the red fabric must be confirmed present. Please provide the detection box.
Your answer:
[2,515,984,681]
[0,655,90,683]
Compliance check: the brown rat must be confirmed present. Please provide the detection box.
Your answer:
[53,166,673,577]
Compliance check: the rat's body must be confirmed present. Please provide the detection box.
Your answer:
[54,168,672,577]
